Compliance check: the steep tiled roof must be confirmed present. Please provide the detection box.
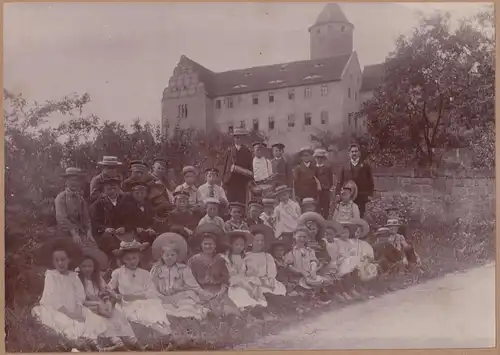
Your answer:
[180,53,352,98]
[360,63,386,92]
[314,3,351,26]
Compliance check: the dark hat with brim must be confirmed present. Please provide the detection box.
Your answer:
[248,200,263,209]
[205,167,219,174]
[37,238,83,269]
[228,202,246,211]
[272,143,285,150]
[130,181,149,191]
[226,229,253,246]
[81,246,109,271]
[252,141,267,148]
[152,232,188,262]
[112,240,150,257]
[249,224,275,251]
[62,167,85,178]
[153,157,169,166]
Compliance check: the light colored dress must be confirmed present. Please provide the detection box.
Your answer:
[81,278,135,339]
[273,200,301,238]
[244,252,287,296]
[332,201,360,223]
[32,270,107,341]
[323,238,374,276]
[150,262,209,320]
[108,266,170,329]
[222,254,267,309]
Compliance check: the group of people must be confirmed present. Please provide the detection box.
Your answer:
[32,128,422,351]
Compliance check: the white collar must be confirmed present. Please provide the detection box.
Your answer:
[304,162,311,167]
[235,144,241,150]
[351,158,360,166]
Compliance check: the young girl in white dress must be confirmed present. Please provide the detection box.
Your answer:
[108,240,171,336]
[77,250,142,350]
[31,239,107,350]
[223,230,267,311]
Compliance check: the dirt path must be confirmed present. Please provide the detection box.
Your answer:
[238,263,496,350]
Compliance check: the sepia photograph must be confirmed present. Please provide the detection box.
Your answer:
[3,1,496,352]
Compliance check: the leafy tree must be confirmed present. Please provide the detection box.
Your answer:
[359,7,494,168]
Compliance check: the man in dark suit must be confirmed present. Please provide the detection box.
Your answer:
[222,128,254,204]
[335,143,374,218]
[313,148,335,219]
[293,147,319,203]
[271,143,292,188]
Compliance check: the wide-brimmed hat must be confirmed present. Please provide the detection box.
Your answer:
[272,185,292,197]
[271,143,285,150]
[301,197,316,205]
[250,224,274,251]
[297,212,326,230]
[340,219,370,238]
[191,224,227,250]
[37,238,83,269]
[62,167,85,178]
[313,148,328,158]
[299,146,313,155]
[232,128,249,137]
[152,232,188,262]
[112,240,150,257]
[182,166,198,175]
[385,218,402,227]
[97,156,122,167]
[324,220,344,236]
[81,246,109,271]
[227,229,253,246]
[342,180,358,201]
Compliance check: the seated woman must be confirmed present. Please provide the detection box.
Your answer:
[77,249,142,351]
[223,230,268,312]
[108,240,172,337]
[150,232,210,320]
[31,239,108,351]
[284,227,332,303]
[188,224,242,319]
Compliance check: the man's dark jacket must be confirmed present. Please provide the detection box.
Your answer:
[335,161,374,202]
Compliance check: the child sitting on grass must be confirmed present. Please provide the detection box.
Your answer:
[225,202,250,232]
[198,198,226,232]
[273,185,301,248]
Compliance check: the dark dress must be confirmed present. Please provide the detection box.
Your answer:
[222,145,254,204]
[167,208,201,234]
[335,161,374,218]
[293,162,318,202]
[114,195,156,243]
[89,194,125,254]
[315,164,335,219]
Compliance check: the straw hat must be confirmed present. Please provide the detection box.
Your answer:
[343,180,358,201]
[81,246,109,271]
[97,156,122,167]
[62,167,85,178]
[226,229,253,247]
[112,240,150,257]
[182,166,198,175]
[340,218,370,239]
[297,212,326,230]
[324,220,344,236]
[152,232,188,262]
[272,185,292,198]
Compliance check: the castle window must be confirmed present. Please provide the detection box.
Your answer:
[240,120,246,129]
[252,95,259,105]
[226,97,234,109]
[304,87,312,98]
[304,113,312,126]
[321,85,328,96]
[269,92,275,103]
[288,89,295,100]
[268,116,275,131]
[253,118,259,131]
[321,111,329,125]
[228,124,234,134]
[215,100,221,109]
[348,88,351,99]
[177,104,188,119]
[287,114,295,128]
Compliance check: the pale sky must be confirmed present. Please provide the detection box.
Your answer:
[3,2,490,128]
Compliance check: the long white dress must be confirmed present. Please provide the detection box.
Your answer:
[32,270,107,341]
[243,252,287,296]
[108,266,170,330]
[82,278,135,339]
[222,254,267,309]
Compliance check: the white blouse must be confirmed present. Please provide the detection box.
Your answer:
[39,270,86,313]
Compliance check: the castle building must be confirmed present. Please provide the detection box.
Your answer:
[162,3,374,151]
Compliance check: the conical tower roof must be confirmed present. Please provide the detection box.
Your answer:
[314,3,351,25]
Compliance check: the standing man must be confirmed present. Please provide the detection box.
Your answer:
[293,147,319,203]
[335,143,374,218]
[271,143,292,188]
[313,148,335,219]
[89,156,123,203]
[150,157,174,204]
[222,128,253,204]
